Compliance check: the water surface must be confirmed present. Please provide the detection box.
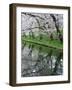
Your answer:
[21,42,63,77]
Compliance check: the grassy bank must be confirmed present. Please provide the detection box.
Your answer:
[22,36,63,50]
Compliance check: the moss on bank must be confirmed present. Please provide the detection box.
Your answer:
[22,36,63,50]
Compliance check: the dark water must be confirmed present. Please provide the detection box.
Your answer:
[21,42,63,77]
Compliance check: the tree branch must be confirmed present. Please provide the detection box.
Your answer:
[22,12,45,20]
[50,14,60,33]
[22,26,44,31]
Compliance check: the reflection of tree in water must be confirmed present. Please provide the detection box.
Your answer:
[53,52,63,75]
[21,42,63,77]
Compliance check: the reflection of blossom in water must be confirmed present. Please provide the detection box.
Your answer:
[32,69,36,73]
[21,42,63,77]
[32,49,39,61]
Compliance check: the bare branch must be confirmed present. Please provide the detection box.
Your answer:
[22,12,45,20]
[22,26,44,31]
[50,14,60,33]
